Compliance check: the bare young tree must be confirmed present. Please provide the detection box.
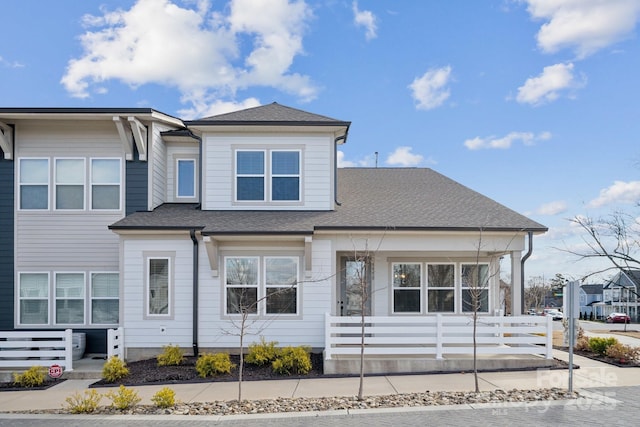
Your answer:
[524,276,550,312]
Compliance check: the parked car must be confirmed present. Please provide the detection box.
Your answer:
[543,309,564,321]
[606,312,631,324]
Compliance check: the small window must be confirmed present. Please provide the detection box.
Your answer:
[147,258,170,316]
[19,158,49,210]
[176,158,196,198]
[55,273,85,324]
[55,159,85,210]
[392,263,421,313]
[19,273,49,325]
[427,264,455,312]
[236,151,265,201]
[91,273,119,324]
[91,159,121,210]
[265,257,299,314]
[271,151,300,201]
[461,264,489,313]
[225,257,259,314]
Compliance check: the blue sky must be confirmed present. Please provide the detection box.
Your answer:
[2,0,640,284]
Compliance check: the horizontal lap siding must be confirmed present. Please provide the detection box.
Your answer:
[122,237,194,347]
[150,123,167,209]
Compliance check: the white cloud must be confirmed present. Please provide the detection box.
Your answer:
[408,66,452,110]
[516,62,582,105]
[178,97,261,120]
[464,131,551,150]
[352,1,378,40]
[536,201,568,215]
[337,151,357,168]
[0,55,24,68]
[385,146,423,166]
[587,180,640,208]
[522,0,640,58]
[61,0,316,111]
[337,150,377,168]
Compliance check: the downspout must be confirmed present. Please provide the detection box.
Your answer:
[520,231,533,314]
[334,132,348,206]
[190,229,199,357]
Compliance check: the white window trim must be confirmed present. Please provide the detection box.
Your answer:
[425,262,456,314]
[90,157,122,211]
[54,157,86,211]
[54,271,86,325]
[233,147,304,206]
[264,256,300,316]
[17,272,50,326]
[224,255,260,316]
[175,157,198,200]
[143,253,175,320]
[90,271,120,326]
[391,262,422,314]
[17,157,50,211]
[460,263,491,314]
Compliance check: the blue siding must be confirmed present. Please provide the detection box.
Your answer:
[126,150,148,215]
[0,157,14,329]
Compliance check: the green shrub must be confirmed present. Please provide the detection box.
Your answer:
[196,352,235,378]
[105,384,141,410]
[272,346,312,375]
[246,337,280,366]
[64,389,103,414]
[157,344,185,366]
[588,337,619,357]
[605,342,640,362]
[102,356,129,383]
[12,366,46,388]
[152,387,177,408]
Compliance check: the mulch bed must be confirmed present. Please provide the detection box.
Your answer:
[0,378,66,392]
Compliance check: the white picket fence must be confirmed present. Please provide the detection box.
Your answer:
[325,313,553,360]
[0,329,74,371]
[107,327,125,359]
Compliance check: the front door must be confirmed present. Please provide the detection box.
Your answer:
[339,256,371,316]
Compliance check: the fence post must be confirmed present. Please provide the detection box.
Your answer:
[324,313,332,360]
[118,327,125,360]
[545,315,553,359]
[107,328,114,359]
[436,313,443,360]
[64,329,74,371]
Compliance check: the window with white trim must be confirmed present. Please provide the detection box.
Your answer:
[147,258,170,316]
[426,264,455,312]
[461,263,489,313]
[19,158,49,210]
[224,256,299,315]
[235,149,301,202]
[392,263,421,313]
[18,273,49,325]
[55,158,85,210]
[91,158,121,210]
[176,158,196,199]
[55,272,85,324]
[91,272,119,324]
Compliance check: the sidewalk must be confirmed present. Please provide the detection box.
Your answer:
[2,347,640,413]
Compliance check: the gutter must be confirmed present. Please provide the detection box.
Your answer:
[190,229,199,357]
[520,231,533,314]
[334,129,349,206]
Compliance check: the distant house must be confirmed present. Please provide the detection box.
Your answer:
[0,103,550,373]
[602,270,640,322]
[579,284,603,318]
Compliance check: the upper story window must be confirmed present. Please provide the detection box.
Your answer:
[55,158,85,210]
[235,149,301,203]
[91,158,121,210]
[176,158,196,199]
[19,158,49,210]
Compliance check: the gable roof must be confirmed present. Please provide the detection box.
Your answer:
[604,269,640,289]
[110,168,547,235]
[185,102,351,128]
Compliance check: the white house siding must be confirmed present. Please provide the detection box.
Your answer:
[121,236,194,351]
[149,123,169,210]
[201,134,333,211]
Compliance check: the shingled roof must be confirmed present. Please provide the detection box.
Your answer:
[110,168,547,234]
[186,102,351,127]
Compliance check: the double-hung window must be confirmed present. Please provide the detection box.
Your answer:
[91,158,121,210]
[18,273,49,325]
[19,158,49,210]
[225,256,299,315]
[55,272,85,324]
[461,263,489,313]
[91,273,119,324]
[392,263,422,313]
[235,149,300,202]
[55,158,85,210]
[426,264,455,312]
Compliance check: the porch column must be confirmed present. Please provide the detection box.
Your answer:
[510,250,522,315]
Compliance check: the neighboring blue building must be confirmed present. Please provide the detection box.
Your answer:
[579,283,603,318]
